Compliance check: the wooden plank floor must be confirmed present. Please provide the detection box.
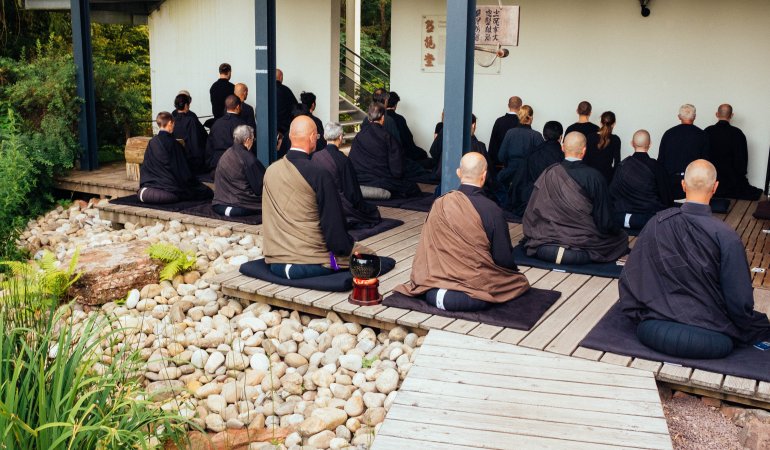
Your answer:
[372,330,672,450]
[55,163,139,198]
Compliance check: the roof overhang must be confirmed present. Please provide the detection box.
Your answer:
[24,0,165,25]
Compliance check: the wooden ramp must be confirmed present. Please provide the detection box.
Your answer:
[372,330,672,450]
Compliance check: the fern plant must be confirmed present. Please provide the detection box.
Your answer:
[147,243,196,282]
[1,248,81,301]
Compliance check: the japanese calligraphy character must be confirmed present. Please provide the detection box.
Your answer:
[424,36,436,49]
[425,19,434,33]
[424,53,435,67]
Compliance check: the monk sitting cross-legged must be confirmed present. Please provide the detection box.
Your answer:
[522,131,628,264]
[395,153,530,312]
[620,160,770,359]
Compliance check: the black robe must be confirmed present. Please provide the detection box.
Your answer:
[658,124,710,199]
[313,144,382,227]
[387,109,430,163]
[497,125,544,186]
[239,102,257,131]
[276,81,298,134]
[488,113,519,166]
[507,140,564,216]
[610,152,673,215]
[309,113,327,151]
[348,122,421,198]
[460,184,518,268]
[584,133,621,183]
[209,79,234,119]
[429,132,494,186]
[705,120,762,200]
[205,113,246,171]
[362,115,402,145]
[213,143,265,211]
[565,122,599,138]
[139,131,212,200]
[620,202,770,344]
[172,110,208,174]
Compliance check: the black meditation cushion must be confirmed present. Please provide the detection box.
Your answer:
[636,319,733,359]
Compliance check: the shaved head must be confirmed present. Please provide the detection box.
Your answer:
[457,152,488,187]
[563,132,587,158]
[288,115,318,153]
[631,130,651,151]
[508,96,522,111]
[276,69,284,83]
[717,104,733,120]
[234,83,248,101]
[684,159,717,193]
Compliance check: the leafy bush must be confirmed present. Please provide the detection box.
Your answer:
[148,243,197,282]
[1,248,81,299]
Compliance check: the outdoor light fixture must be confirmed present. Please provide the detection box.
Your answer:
[640,0,651,17]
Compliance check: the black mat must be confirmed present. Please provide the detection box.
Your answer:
[109,195,210,212]
[503,211,522,224]
[710,197,732,214]
[513,245,624,278]
[181,203,262,225]
[239,257,397,292]
[370,192,433,209]
[397,194,436,212]
[625,228,642,237]
[580,303,770,382]
[348,218,404,241]
[197,172,215,183]
[754,201,770,220]
[383,288,561,330]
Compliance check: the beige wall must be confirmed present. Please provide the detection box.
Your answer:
[391,0,770,187]
[149,0,340,127]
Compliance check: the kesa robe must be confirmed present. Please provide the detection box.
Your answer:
[610,152,673,216]
[658,124,710,198]
[262,150,354,264]
[396,185,530,303]
[619,202,770,344]
[705,120,762,200]
[172,110,208,174]
[507,140,564,216]
[205,113,246,170]
[140,131,212,200]
[213,143,265,211]
[313,144,382,227]
[348,123,420,198]
[523,161,628,262]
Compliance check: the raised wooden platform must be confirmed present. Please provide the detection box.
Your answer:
[372,330,672,450]
[55,163,139,198]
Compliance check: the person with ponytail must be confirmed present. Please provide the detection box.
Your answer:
[497,105,544,189]
[584,111,621,183]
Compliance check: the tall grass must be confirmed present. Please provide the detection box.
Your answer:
[0,268,192,449]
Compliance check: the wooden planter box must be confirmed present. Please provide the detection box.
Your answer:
[125,136,152,181]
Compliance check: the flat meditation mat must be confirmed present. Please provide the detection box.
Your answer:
[370,192,434,210]
[753,200,770,220]
[348,218,404,241]
[109,195,210,212]
[181,203,261,225]
[239,257,397,292]
[513,245,624,278]
[383,288,561,331]
[580,303,770,382]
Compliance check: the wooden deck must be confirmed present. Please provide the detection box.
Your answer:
[372,330,672,450]
[55,163,139,198]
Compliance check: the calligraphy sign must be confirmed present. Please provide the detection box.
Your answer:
[421,14,504,74]
[475,5,520,46]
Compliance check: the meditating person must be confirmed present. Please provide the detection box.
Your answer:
[212,125,265,217]
[171,91,208,174]
[522,132,628,264]
[507,121,565,216]
[584,111,621,183]
[705,104,762,200]
[262,116,354,279]
[205,95,246,171]
[395,153,530,311]
[276,69,298,135]
[488,96,522,166]
[386,91,432,167]
[620,160,770,359]
[209,63,234,120]
[362,88,401,144]
[299,92,327,151]
[565,101,599,138]
[658,104,710,199]
[610,130,673,230]
[234,83,256,131]
[349,103,421,199]
[138,112,213,204]
[313,122,382,227]
[497,105,544,190]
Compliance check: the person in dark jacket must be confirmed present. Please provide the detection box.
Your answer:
[276,69,298,135]
[209,63,234,120]
[300,91,327,151]
[583,111,621,183]
[138,112,213,204]
[488,96,521,167]
[386,91,432,168]
[234,83,256,131]
[205,95,246,171]
[565,100,599,138]
[507,121,564,216]
[497,105,544,187]
[213,125,265,217]
[172,91,208,174]
[658,104,710,199]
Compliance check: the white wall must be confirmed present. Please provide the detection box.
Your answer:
[149,0,340,126]
[391,0,770,187]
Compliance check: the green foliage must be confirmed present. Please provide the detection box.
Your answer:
[0,280,191,449]
[1,248,81,301]
[362,355,379,369]
[147,243,197,282]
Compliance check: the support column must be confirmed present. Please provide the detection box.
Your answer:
[70,0,98,171]
[345,0,361,88]
[440,0,476,195]
[255,0,277,166]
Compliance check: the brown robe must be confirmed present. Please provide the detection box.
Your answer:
[396,191,530,303]
[523,163,628,262]
[262,158,331,265]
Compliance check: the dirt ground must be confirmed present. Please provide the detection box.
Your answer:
[663,395,743,450]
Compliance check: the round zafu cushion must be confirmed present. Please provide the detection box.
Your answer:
[637,319,734,359]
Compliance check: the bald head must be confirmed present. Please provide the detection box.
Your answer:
[288,115,318,153]
[562,132,587,158]
[717,104,733,121]
[631,130,651,152]
[276,69,284,83]
[684,159,717,195]
[457,152,488,187]
[508,96,522,111]
[234,83,248,101]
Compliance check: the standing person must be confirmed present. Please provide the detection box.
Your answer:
[172,91,208,174]
[300,92,327,151]
[276,69,298,135]
[209,63,234,120]
[234,83,256,131]
[584,111,621,183]
[497,105,544,187]
[565,101,599,138]
[705,104,762,200]
[658,104,710,199]
[488,96,522,166]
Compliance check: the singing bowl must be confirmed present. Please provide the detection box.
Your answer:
[350,253,381,279]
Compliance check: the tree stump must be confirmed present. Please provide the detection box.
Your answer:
[68,241,160,305]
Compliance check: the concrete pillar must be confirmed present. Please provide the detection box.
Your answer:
[345,0,361,89]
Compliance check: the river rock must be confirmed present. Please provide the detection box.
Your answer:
[375,368,399,394]
[205,351,225,373]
